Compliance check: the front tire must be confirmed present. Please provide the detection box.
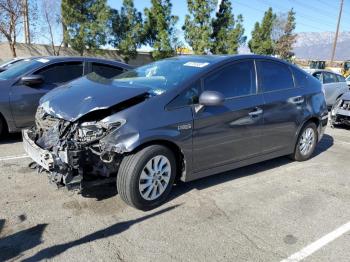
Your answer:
[117,145,176,210]
[291,122,318,161]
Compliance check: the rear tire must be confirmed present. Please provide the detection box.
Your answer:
[117,145,176,210]
[291,122,318,161]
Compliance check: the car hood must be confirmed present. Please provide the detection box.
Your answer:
[40,74,150,122]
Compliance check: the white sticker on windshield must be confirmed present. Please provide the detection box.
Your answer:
[184,62,209,68]
[36,58,50,63]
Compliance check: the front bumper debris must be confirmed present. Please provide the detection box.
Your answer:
[23,128,120,191]
[330,99,350,126]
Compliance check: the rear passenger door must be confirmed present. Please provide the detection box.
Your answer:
[90,62,124,78]
[192,60,264,172]
[257,60,304,155]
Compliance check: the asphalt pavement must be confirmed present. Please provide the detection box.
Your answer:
[0,126,349,262]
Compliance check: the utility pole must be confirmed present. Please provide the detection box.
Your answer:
[23,0,30,44]
[330,0,344,65]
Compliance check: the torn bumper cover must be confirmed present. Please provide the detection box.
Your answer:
[330,98,350,126]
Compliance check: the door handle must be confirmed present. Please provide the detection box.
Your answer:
[248,108,263,117]
[291,96,305,104]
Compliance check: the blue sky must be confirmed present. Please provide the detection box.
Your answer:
[108,0,350,44]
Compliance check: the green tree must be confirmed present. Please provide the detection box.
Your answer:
[61,0,109,56]
[109,0,143,63]
[248,7,276,55]
[211,0,246,54]
[274,9,297,60]
[144,0,178,60]
[183,0,215,54]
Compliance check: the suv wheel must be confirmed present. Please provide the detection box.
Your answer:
[117,145,176,210]
[291,122,318,161]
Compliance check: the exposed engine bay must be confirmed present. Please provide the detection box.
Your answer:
[330,96,350,127]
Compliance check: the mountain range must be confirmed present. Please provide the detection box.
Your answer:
[239,31,350,61]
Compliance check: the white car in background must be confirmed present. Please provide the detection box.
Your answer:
[311,70,349,108]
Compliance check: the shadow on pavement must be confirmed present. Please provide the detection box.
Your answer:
[0,219,47,261]
[22,204,179,262]
[313,134,334,156]
[0,133,22,145]
[81,183,118,201]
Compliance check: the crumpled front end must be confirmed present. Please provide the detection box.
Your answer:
[23,106,132,190]
[330,98,350,126]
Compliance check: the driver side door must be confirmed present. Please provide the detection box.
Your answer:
[10,61,84,128]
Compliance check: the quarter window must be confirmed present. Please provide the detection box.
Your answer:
[336,74,346,82]
[323,72,337,84]
[203,60,256,98]
[168,81,200,109]
[258,61,294,92]
[91,63,123,79]
[35,62,83,84]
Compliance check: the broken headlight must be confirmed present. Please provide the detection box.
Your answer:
[76,120,126,144]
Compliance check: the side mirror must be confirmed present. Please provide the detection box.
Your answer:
[21,75,44,86]
[199,91,225,106]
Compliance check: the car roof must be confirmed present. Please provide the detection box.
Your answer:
[25,56,132,69]
[312,69,342,75]
[164,54,293,67]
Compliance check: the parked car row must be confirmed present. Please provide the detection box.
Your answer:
[20,55,328,210]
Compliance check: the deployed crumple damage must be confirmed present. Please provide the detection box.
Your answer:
[330,92,350,126]
[27,75,151,190]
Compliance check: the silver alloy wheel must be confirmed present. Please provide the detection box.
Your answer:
[299,127,315,156]
[139,155,171,201]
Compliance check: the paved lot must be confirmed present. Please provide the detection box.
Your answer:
[0,126,349,262]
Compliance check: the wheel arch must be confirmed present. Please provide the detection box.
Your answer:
[130,139,186,181]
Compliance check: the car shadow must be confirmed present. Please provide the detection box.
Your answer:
[80,183,118,201]
[21,205,179,262]
[0,219,47,261]
[0,133,22,145]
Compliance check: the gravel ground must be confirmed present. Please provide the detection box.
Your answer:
[0,126,349,262]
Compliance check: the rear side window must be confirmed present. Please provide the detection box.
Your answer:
[91,63,123,79]
[257,60,294,92]
[323,72,337,84]
[203,60,256,98]
[35,62,83,84]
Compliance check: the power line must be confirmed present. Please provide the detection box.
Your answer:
[330,0,344,64]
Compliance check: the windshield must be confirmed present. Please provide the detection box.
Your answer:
[0,59,43,80]
[346,75,350,81]
[112,59,210,95]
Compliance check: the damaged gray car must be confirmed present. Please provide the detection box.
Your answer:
[23,55,328,210]
[330,92,350,126]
